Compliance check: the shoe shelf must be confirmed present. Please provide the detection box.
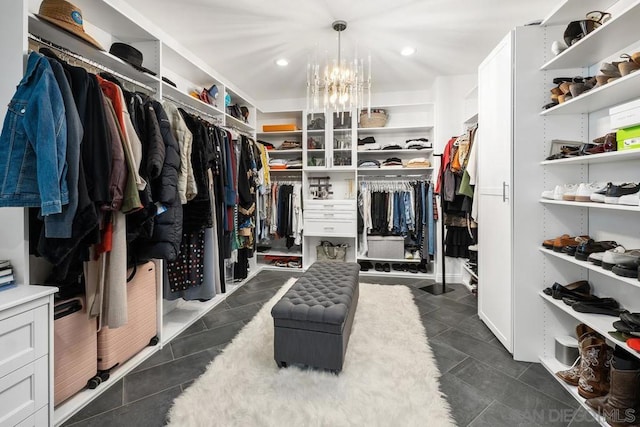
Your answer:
[257,131,303,138]
[540,0,617,27]
[357,149,434,155]
[356,125,433,135]
[256,250,302,257]
[540,291,640,359]
[539,70,640,116]
[540,149,640,166]
[539,247,640,289]
[540,0,640,70]
[357,255,422,263]
[538,356,608,427]
[539,199,640,212]
[462,263,479,281]
[260,264,303,271]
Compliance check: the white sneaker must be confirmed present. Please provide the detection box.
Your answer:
[575,182,606,202]
[562,184,579,201]
[542,185,563,200]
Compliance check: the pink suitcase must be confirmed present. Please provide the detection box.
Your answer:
[54,296,98,406]
[97,261,158,372]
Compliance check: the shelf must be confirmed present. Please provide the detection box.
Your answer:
[357,167,433,175]
[257,131,302,137]
[539,199,640,212]
[538,357,606,426]
[162,82,225,116]
[464,112,479,124]
[540,149,640,165]
[540,0,640,70]
[357,149,434,155]
[359,270,435,279]
[269,168,302,172]
[539,247,640,288]
[161,41,222,89]
[332,149,353,152]
[29,15,161,87]
[225,114,255,133]
[267,149,303,155]
[307,129,325,133]
[540,291,640,361]
[462,263,479,280]
[464,85,478,100]
[356,125,433,135]
[540,70,640,116]
[540,0,617,27]
[256,250,302,257]
[357,256,423,263]
[259,265,303,272]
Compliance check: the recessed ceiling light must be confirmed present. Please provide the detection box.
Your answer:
[276,58,289,67]
[401,46,416,56]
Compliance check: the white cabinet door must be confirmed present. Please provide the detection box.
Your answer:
[477,32,513,352]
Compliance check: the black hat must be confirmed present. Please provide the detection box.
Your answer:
[109,42,156,76]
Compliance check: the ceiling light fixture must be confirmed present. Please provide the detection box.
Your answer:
[275,58,289,67]
[306,20,371,115]
[401,46,416,56]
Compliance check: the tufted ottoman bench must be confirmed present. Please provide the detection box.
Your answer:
[270,261,360,373]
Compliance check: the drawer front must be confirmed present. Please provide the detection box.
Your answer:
[15,405,48,427]
[304,200,356,211]
[0,356,48,427]
[304,211,355,220]
[0,305,48,379]
[304,219,356,236]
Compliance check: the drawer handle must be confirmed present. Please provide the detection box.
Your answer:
[325,205,334,208]
[324,213,335,217]
[323,226,335,230]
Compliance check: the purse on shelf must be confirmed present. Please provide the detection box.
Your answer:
[316,241,348,262]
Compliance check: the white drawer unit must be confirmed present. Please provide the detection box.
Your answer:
[0,285,56,427]
[0,356,48,427]
[304,200,356,211]
[304,211,355,221]
[304,218,357,237]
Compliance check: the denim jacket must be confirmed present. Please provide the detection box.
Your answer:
[0,52,68,215]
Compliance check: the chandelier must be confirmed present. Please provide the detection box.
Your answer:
[306,20,371,116]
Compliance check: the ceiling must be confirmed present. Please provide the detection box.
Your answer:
[126,0,558,102]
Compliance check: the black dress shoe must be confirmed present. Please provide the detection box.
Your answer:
[417,262,428,274]
[391,263,403,271]
[614,320,640,336]
[620,312,640,328]
[374,263,383,272]
[383,263,391,273]
[575,240,618,261]
[612,261,640,278]
[572,298,625,316]
[549,281,592,300]
[407,264,418,274]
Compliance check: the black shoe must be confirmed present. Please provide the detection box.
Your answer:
[561,245,578,256]
[359,261,373,272]
[417,262,428,274]
[383,263,390,273]
[391,263,403,271]
[408,264,418,274]
[612,261,640,278]
[374,263,383,272]
[605,182,640,203]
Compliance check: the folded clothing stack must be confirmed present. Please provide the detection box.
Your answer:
[0,260,15,291]
[357,136,376,146]
[269,158,288,170]
[279,140,302,150]
[287,158,302,169]
[406,157,431,168]
[381,142,405,150]
[358,143,381,151]
[358,159,380,168]
[258,140,276,150]
[382,157,403,167]
[406,138,431,150]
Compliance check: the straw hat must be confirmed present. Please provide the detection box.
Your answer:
[36,0,103,51]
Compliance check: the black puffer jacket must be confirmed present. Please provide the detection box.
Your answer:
[143,100,166,182]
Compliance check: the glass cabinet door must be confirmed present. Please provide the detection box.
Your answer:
[332,112,353,167]
[306,113,326,168]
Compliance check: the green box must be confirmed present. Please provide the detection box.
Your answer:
[616,125,640,150]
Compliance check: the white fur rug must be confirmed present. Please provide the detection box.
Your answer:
[167,279,455,427]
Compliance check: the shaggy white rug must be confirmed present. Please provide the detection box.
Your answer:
[168,279,454,427]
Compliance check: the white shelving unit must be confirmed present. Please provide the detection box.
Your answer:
[540,149,640,165]
[539,199,640,212]
[540,0,617,26]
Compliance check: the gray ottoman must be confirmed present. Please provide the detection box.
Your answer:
[271,261,360,373]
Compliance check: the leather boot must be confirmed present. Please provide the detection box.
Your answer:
[577,336,610,398]
[557,323,599,386]
[586,365,640,426]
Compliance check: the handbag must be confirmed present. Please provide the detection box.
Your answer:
[316,241,348,262]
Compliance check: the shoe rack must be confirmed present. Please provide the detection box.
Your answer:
[536,0,640,423]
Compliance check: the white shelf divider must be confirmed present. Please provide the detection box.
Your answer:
[538,357,608,426]
[539,247,640,289]
[225,113,255,132]
[356,125,433,135]
[162,82,225,116]
[256,250,303,257]
[462,263,479,280]
[257,130,302,137]
[540,149,640,165]
[539,199,640,212]
[359,270,435,279]
[540,0,640,70]
[540,292,640,360]
[357,256,422,263]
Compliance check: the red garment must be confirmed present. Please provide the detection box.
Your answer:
[435,137,457,194]
[96,75,126,135]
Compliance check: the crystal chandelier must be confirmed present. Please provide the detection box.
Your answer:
[306,20,371,116]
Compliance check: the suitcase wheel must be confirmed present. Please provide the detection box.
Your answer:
[87,376,102,389]
[149,336,159,346]
[98,371,110,382]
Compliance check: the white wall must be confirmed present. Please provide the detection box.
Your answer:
[432,74,477,283]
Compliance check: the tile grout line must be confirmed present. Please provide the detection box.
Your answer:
[464,399,496,427]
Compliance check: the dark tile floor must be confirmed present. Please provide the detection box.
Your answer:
[63,270,594,427]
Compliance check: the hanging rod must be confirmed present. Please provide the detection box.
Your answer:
[223,125,254,139]
[358,174,428,179]
[28,33,156,94]
[162,94,223,124]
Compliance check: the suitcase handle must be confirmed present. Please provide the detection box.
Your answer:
[54,300,82,320]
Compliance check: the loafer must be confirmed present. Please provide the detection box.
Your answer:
[602,246,640,270]
[543,280,590,296]
[543,234,569,249]
[612,261,640,278]
[383,263,391,273]
[552,235,590,253]
[572,301,626,317]
[620,312,640,328]
[613,320,640,336]
[587,252,605,266]
[374,263,383,272]
[574,239,618,261]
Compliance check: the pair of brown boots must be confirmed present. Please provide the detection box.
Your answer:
[557,324,640,426]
